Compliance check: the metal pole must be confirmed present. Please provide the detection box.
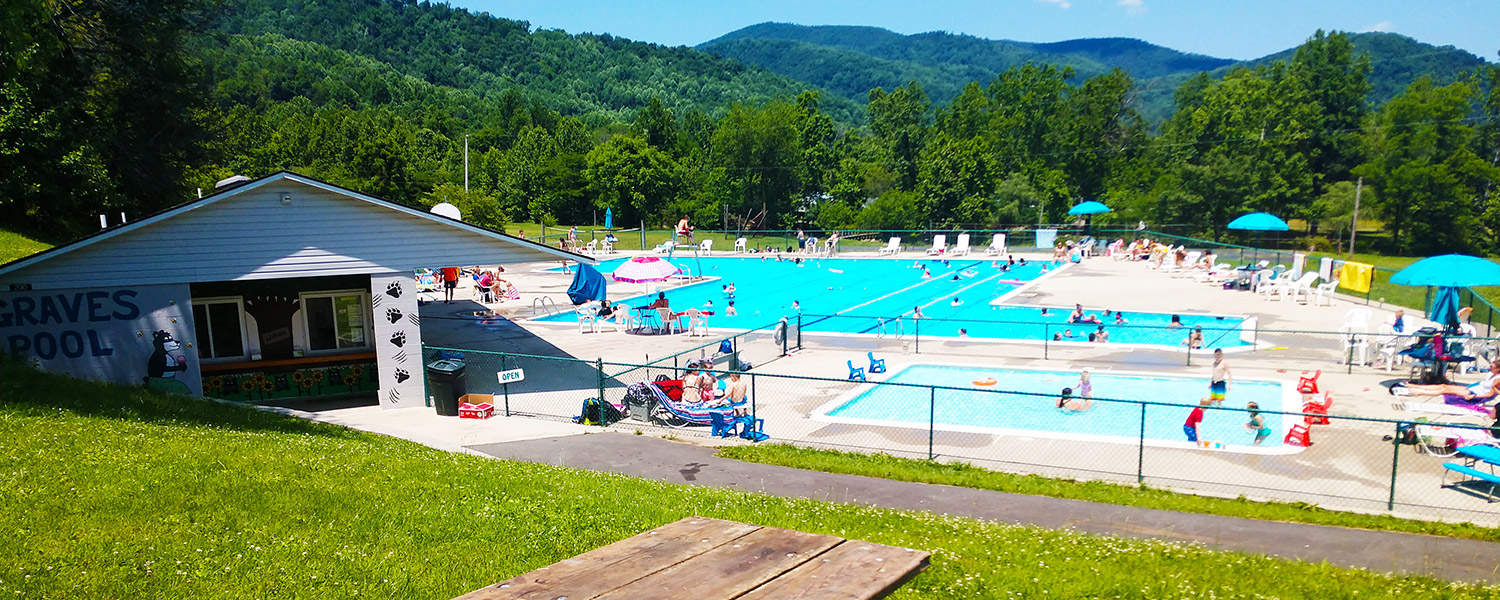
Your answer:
[928,387,936,460]
[751,373,757,423]
[501,354,510,416]
[1388,421,1402,510]
[1347,336,1355,375]
[464,134,469,193]
[796,314,803,351]
[596,358,606,424]
[1044,323,1050,360]
[640,221,646,251]
[1137,403,1147,484]
[915,317,921,354]
[1349,176,1362,257]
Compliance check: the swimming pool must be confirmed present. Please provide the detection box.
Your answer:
[538,256,1252,347]
[812,363,1300,454]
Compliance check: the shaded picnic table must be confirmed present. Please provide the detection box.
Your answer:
[453,516,930,600]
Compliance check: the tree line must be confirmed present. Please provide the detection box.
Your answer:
[3,1,1498,257]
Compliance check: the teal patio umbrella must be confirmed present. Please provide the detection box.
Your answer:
[604,208,613,230]
[1067,201,1111,237]
[1226,212,1289,264]
[1392,254,1500,332]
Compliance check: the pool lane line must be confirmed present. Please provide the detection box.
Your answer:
[905,263,1005,318]
[799,260,983,330]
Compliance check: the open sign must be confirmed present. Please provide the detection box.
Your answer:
[497,368,525,384]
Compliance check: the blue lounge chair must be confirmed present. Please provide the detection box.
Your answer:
[642,380,732,428]
[848,360,866,381]
[868,352,886,374]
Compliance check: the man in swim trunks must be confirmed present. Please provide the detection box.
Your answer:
[441,266,460,304]
[1396,360,1500,404]
[1209,349,1231,405]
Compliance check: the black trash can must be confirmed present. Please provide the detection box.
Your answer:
[426,359,467,416]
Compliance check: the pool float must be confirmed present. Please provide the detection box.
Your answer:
[829,269,843,273]
[996,279,1026,285]
[972,377,998,387]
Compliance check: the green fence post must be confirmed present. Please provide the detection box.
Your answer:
[596,358,606,424]
[501,354,511,417]
[796,314,803,351]
[1044,323,1049,360]
[928,386,936,461]
[1389,421,1402,511]
[1138,403,1147,484]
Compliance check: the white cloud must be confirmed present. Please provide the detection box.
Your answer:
[1361,21,1395,33]
[1118,0,1146,14]
[1040,0,1072,9]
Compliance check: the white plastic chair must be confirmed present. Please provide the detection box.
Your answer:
[600,240,614,254]
[700,239,712,256]
[985,233,1007,256]
[1343,308,1373,331]
[683,308,709,337]
[926,235,947,255]
[733,237,747,253]
[878,237,901,255]
[950,234,971,257]
[1285,272,1320,304]
[584,240,598,255]
[597,308,624,333]
[577,305,599,333]
[655,307,678,335]
[1339,324,1371,365]
[1313,279,1338,306]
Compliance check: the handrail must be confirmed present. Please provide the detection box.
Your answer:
[532,296,560,316]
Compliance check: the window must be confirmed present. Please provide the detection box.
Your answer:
[302,291,369,352]
[192,298,246,361]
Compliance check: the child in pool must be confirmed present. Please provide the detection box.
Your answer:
[726,301,738,316]
[1244,402,1272,446]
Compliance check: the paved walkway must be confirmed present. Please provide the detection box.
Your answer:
[470,432,1500,583]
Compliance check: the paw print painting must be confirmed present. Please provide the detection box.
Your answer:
[390,331,406,348]
[394,368,410,384]
[386,307,403,324]
[385,281,404,298]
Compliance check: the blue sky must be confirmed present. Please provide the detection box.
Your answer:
[455,0,1496,61]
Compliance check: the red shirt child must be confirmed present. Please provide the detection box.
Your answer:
[1184,401,1207,443]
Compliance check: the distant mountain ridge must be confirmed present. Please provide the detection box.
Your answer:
[700,22,1488,122]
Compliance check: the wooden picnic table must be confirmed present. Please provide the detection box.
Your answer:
[452,516,930,600]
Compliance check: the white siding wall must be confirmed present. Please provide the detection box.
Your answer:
[2,180,575,290]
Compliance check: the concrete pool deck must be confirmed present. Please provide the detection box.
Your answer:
[411,249,1497,526]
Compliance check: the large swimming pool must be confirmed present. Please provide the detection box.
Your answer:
[814,364,1299,453]
[539,256,1251,347]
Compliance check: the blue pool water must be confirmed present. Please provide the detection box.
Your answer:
[819,364,1291,449]
[541,256,1250,347]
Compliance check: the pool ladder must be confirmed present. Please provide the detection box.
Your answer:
[532,296,561,316]
[876,317,904,339]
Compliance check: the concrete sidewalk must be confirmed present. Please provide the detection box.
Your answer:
[470,432,1500,583]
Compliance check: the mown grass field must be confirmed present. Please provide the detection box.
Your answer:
[3,362,1496,599]
[717,444,1500,543]
[0,229,50,264]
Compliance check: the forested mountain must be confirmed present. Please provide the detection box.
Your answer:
[6,1,1498,260]
[700,23,1488,122]
[217,0,863,124]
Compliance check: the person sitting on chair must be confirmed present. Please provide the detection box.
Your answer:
[1392,360,1500,404]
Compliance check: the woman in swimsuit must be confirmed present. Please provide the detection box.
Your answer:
[1396,360,1500,404]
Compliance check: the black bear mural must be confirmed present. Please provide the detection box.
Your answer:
[143,330,191,395]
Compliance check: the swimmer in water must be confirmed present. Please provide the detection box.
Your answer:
[951,297,963,307]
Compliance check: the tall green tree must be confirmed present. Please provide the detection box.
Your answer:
[585,135,679,226]
[712,100,802,227]
[867,82,930,191]
[1,0,219,236]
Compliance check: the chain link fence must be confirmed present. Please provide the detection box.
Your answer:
[423,344,1500,526]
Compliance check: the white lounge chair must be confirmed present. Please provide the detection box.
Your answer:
[1163,251,1200,275]
[984,233,1007,256]
[878,237,901,255]
[700,239,712,256]
[950,234,971,257]
[733,237,747,253]
[925,235,948,256]
[652,241,673,254]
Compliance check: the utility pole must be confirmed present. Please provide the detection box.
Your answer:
[1349,176,1362,257]
[464,134,470,193]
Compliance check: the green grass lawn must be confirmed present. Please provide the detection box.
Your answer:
[0,229,51,264]
[716,444,1500,543]
[3,362,1494,598]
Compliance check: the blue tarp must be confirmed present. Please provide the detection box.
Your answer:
[567,264,608,305]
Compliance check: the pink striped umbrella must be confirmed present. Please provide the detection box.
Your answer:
[611,256,681,283]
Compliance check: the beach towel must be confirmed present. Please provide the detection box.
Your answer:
[1318,257,1334,284]
[1339,261,1373,293]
